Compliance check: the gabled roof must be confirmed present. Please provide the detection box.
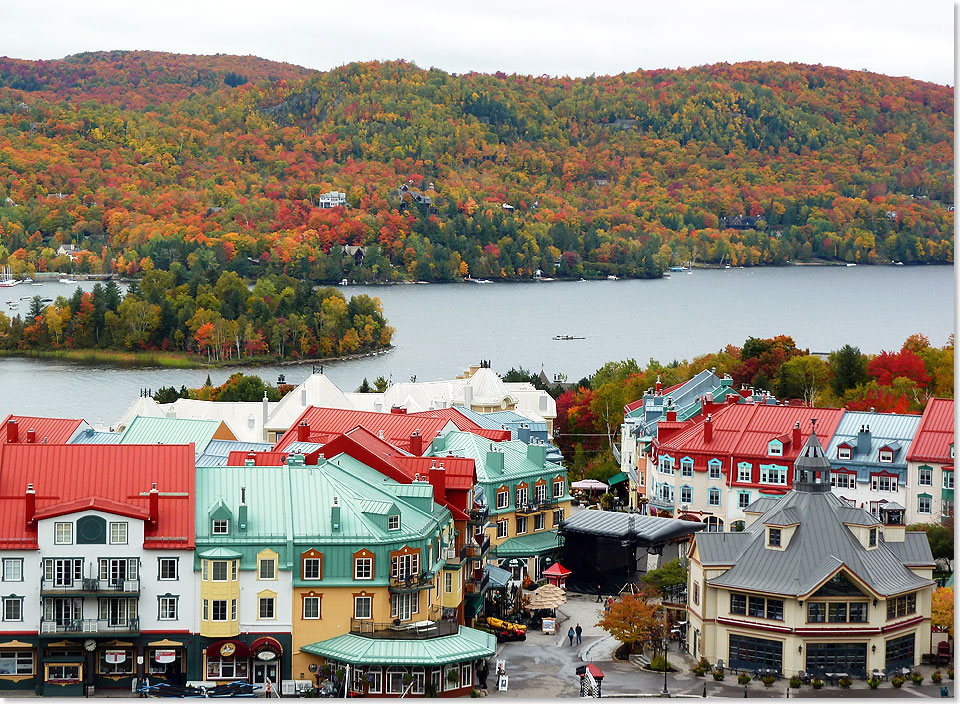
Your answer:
[699,487,933,597]
[69,428,122,444]
[658,403,845,459]
[199,439,276,467]
[559,510,704,544]
[274,407,455,455]
[907,398,954,463]
[159,398,279,444]
[119,416,232,455]
[428,431,564,486]
[268,374,355,430]
[1,414,87,444]
[824,411,921,468]
[406,408,511,441]
[114,396,166,431]
[0,443,195,549]
[33,496,150,521]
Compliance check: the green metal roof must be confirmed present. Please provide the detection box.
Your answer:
[198,547,242,559]
[119,415,222,455]
[300,627,495,666]
[607,472,628,486]
[493,530,561,557]
[430,431,564,484]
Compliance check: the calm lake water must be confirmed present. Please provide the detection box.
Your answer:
[0,265,954,425]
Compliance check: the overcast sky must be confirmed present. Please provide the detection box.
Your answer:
[2,0,954,85]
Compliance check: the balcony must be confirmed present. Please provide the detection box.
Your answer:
[465,534,491,558]
[442,544,468,567]
[40,618,140,637]
[465,568,490,594]
[388,572,435,593]
[515,499,556,515]
[40,577,140,596]
[468,505,489,525]
[349,618,459,639]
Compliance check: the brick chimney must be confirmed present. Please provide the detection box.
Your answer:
[702,393,714,415]
[410,431,423,455]
[655,376,662,395]
[704,414,713,443]
[24,483,35,526]
[792,421,801,448]
[666,408,677,422]
[429,460,447,505]
[26,428,36,444]
[148,483,159,526]
[297,421,310,442]
[5,419,18,443]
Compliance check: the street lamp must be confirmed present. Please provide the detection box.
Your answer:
[661,634,669,696]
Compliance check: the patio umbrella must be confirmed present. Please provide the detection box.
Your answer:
[525,583,567,611]
[571,479,609,491]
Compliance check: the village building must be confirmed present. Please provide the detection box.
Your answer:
[649,401,844,531]
[823,411,922,518]
[317,191,347,209]
[687,427,936,678]
[0,436,196,695]
[905,398,954,525]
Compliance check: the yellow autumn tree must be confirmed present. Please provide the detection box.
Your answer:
[932,587,953,637]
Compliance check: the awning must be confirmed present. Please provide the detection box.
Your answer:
[493,530,561,557]
[206,640,248,659]
[485,565,512,589]
[250,636,283,661]
[465,598,485,619]
[301,627,495,666]
[198,547,242,559]
[607,472,628,486]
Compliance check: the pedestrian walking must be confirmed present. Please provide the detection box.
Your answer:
[575,623,583,644]
[595,583,603,602]
[478,663,488,691]
[568,626,576,646]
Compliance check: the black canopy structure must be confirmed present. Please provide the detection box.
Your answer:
[558,510,705,593]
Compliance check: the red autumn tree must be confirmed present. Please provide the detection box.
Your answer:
[867,349,931,387]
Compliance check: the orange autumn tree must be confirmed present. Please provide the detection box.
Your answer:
[596,586,662,654]
[932,587,953,638]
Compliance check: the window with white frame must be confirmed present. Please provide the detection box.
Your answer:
[831,473,856,489]
[211,561,229,581]
[767,440,783,456]
[354,596,372,619]
[99,557,137,583]
[354,557,372,580]
[2,559,22,582]
[158,596,178,620]
[553,509,565,526]
[708,460,721,479]
[871,474,898,492]
[211,600,228,621]
[680,486,693,504]
[918,495,932,514]
[444,664,459,691]
[202,599,208,620]
[158,558,178,580]
[386,666,406,694]
[258,596,275,619]
[388,515,400,531]
[2,597,22,621]
[0,650,33,675]
[708,488,720,506]
[258,557,276,580]
[658,482,673,502]
[303,596,321,619]
[391,592,416,620]
[516,487,528,507]
[45,558,82,587]
[681,458,694,477]
[879,449,894,463]
[553,479,564,498]
[54,522,72,545]
[109,522,127,545]
[230,599,237,621]
[737,463,752,482]
[516,516,528,534]
[838,446,851,460]
[534,513,545,530]
[919,467,933,486]
[461,662,473,688]
[367,668,382,694]
[738,491,751,509]
[496,490,509,509]
[212,519,229,535]
[659,455,674,474]
[443,571,454,593]
[497,519,508,538]
[760,464,787,485]
[944,471,954,490]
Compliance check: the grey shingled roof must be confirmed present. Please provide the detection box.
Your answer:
[763,507,802,526]
[836,506,881,526]
[559,510,704,545]
[702,488,934,596]
[696,532,753,565]
[883,533,938,567]
[744,496,781,514]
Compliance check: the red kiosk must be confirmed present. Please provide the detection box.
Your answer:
[542,562,572,589]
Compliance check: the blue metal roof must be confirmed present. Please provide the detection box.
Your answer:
[69,428,122,444]
[824,411,922,481]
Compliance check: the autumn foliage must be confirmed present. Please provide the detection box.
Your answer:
[0,53,952,285]
[596,587,663,654]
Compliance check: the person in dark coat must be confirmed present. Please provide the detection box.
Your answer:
[478,663,488,690]
[568,626,576,646]
[575,623,583,644]
[595,583,603,602]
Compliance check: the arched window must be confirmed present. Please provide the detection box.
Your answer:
[386,666,406,694]
[411,667,425,694]
[76,515,106,544]
[703,516,724,532]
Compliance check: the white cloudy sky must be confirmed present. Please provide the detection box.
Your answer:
[3,0,954,85]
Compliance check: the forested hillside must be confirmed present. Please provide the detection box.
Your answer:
[0,53,952,282]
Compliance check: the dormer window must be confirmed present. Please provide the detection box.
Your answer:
[680,458,694,477]
[879,449,893,463]
[951,444,955,459]
[868,528,877,547]
[388,515,400,531]
[768,528,781,547]
[212,520,229,535]
[767,440,783,457]
[838,447,851,460]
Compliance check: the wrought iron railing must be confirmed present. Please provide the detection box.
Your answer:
[349,618,458,639]
[40,577,140,595]
[40,617,140,635]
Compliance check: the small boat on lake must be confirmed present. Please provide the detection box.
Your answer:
[553,334,585,341]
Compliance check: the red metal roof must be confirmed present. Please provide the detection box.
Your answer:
[0,443,195,550]
[33,497,150,521]
[659,403,845,460]
[907,398,954,463]
[225,451,291,466]
[275,407,454,455]
[1,415,85,444]
[407,408,512,441]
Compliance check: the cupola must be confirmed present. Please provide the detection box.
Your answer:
[793,420,831,492]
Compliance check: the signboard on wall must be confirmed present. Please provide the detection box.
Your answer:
[104,650,126,665]
[154,650,176,664]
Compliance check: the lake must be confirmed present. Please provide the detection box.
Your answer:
[0,265,954,425]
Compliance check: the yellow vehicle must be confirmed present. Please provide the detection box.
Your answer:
[484,617,527,641]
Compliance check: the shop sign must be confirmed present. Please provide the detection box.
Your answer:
[220,642,236,658]
[256,651,277,661]
[155,650,177,664]
[104,650,126,665]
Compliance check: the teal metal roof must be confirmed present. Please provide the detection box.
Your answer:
[300,627,495,665]
[429,431,565,486]
[119,416,223,455]
[608,472,628,486]
[493,530,561,557]
[198,547,242,559]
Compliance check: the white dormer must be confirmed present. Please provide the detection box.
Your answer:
[837,443,852,460]
[767,439,783,457]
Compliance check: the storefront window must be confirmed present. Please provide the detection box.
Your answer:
[0,650,33,675]
[46,664,81,682]
[207,657,248,679]
[148,648,183,676]
[98,649,134,675]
